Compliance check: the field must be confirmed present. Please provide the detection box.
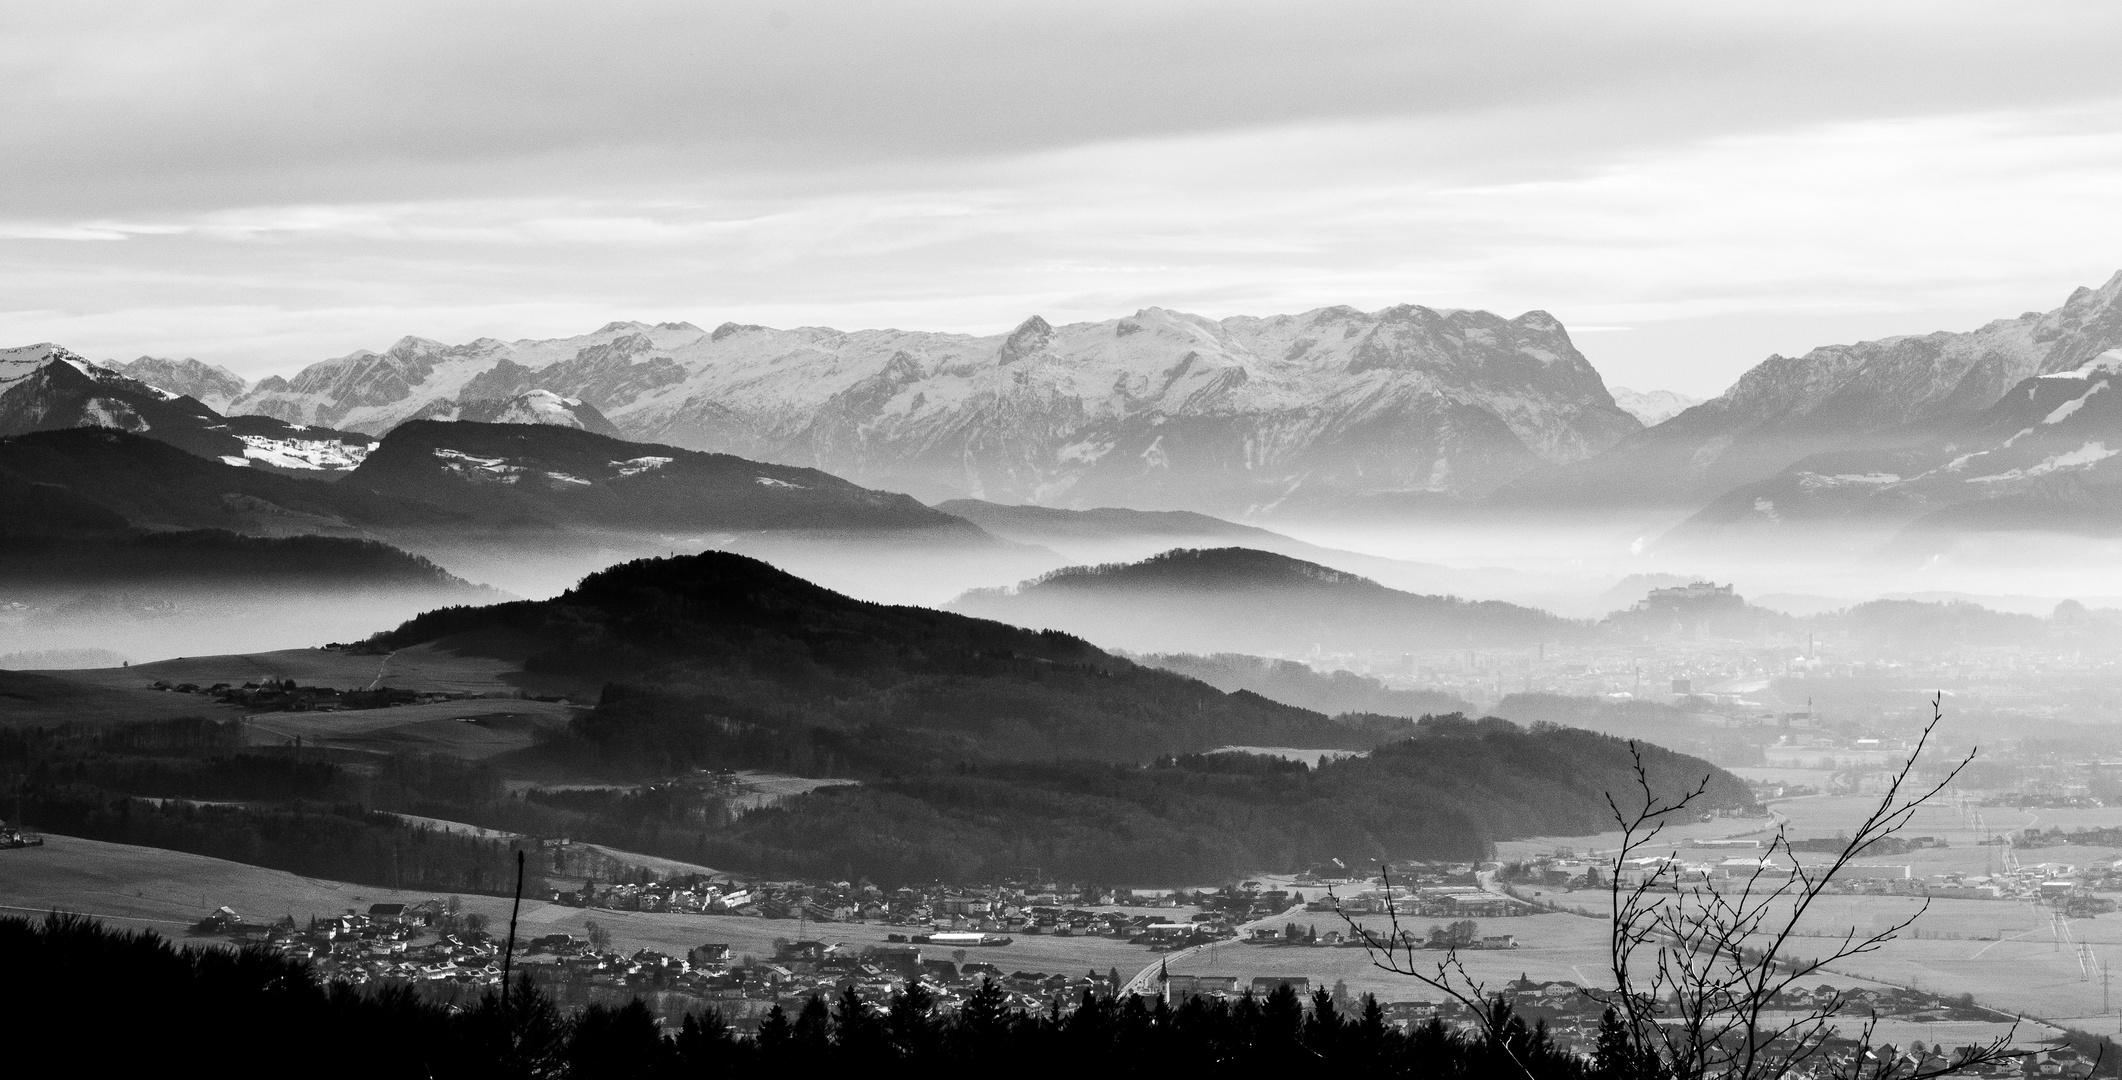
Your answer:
[244,700,580,759]
[5,641,589,757]
[54,642,529,698]
[1501,792,2122,1031]
[0,668,244,727]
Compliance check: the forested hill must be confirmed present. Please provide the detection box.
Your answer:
[369,551,1375,770]
[950,547,1582,654]
[716,717,1760,883]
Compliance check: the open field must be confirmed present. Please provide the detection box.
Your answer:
[0,668,245,726]
[1494,813,1777,863]
[53,642,529,697]
[722,770,862,811]
[1161,911,1903,1005]
[244,699,580,759]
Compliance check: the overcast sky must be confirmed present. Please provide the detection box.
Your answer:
[7,1,2122,395]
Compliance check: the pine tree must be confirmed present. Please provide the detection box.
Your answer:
[756,1003,793,1059]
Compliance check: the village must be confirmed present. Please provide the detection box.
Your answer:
[162,853,2098,1076]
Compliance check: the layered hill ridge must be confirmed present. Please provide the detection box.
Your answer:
[344,420,989,535]
[0,440,488,601]
[370,549,1374,766]
[950,547,1581,654]
[220,305,1641,512]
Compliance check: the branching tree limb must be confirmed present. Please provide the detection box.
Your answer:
[1348,695,2033,1080]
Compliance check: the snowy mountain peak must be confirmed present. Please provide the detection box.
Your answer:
[1609,387,1703,426]
[998,315,1055,365]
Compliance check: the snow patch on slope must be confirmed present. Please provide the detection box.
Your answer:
[238,434,371,471]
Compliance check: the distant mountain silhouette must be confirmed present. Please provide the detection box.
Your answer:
[1136,652,1475,719]
[951,547,1581,654]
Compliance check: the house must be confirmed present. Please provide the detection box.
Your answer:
[195,906,244,932]
[869,945,922,977]
[367,903,407,923]
[1251,976,1311,998]
[688,943,732,969]
[1164,974,1237,1001]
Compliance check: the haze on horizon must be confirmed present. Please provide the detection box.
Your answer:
[10,1,2122,397]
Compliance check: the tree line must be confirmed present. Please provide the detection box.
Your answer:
[0,912,1600,1079]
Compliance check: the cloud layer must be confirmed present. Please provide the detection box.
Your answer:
[7,1,2122,394]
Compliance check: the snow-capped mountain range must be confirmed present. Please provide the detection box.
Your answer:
[1505,271,2122,513]
[0,345,634,479]
[213,306,1642,512]
[24,271,2122,546]
[1664,347,2122,547]
[0,344,375,477]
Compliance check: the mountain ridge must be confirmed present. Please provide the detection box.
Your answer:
[217,304,1642,513]
[1501,271,2122,513]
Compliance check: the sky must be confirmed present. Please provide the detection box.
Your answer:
[6,1,2122,396]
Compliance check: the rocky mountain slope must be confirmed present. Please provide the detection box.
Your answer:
[114,357,247,412]
[225,306,1641,514]
[1503,271,2122,512]
[1664,348,2122,548]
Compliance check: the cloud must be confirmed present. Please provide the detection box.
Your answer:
[7,2,2122,393]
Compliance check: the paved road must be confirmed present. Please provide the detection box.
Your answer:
[1120,903,1309,996]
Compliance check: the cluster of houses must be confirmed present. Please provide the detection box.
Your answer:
[555,876,1297,943]
[196,902,1149,1030]
[199,901,508,990]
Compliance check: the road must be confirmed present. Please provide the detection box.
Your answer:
[1121,903,1308,996]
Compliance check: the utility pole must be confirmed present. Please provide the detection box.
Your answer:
[501,850,524,1021]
